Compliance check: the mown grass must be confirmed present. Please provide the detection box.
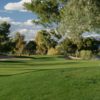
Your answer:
[0,55,100,100]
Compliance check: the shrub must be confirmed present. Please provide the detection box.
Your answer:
[79,50,93,59]
[47,48,61,55]
[75,50,80,57]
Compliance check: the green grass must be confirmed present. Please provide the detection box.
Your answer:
[0,55,100,100]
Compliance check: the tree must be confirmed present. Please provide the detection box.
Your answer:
[25,41,37,55]
[50,29,62,40]
[35,30,57,54]
[59,38,77,55]
[59,0,100,43]
[24,0,68,26]
[24,0,68,48]
[82,38,100,53]
[0,22,11,53]
[14,32,26,56]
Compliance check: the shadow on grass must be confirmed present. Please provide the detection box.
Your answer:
[15,55,65,61]
[0,66,100,78]
[0,59,81,67]
[26,61,79,67]
[15,56,36,59]
[0,69,35,77]
[0,68,64,77]
[0,60,25,63]
[0,69,46,77]
[31,56,58,60]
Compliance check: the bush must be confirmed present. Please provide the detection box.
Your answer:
[75,50,80,57]
[79,50,93,59]
[47,48,61,55]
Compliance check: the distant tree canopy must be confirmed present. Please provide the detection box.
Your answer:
[59,38,77,55]
[0,22,10,42]
[9,0,100,57]
[59,0,100,41]
[24,0,100,38]
[35,30,57,54]
[24,0,68,26]
[0,22,11,53]
[14,32,26,56]
[25,41,37,55]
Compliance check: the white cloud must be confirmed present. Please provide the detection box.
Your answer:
[0,17,12,23]
[0,16,44,41]
[4,0,31,12]
[11,19,33,26]
[11,29,37,41]
[82,32,100,37]
[19,29,28,34]
[24,20,33,26]
[11,21,22,25]
[0,17,33,27]
[4,2,23,11]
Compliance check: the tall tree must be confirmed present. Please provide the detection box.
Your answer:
[25,41,37,55]
[24,0,67,26]
[59,38,77,55]
[14,32,26,56]
[35,30,57,54]
[59,0,100,43]
[0,22,11,53]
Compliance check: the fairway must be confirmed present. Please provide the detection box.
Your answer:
[0,56,100,100]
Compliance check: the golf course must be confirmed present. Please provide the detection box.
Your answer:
[0,56,100,100]
[0,0,100,100]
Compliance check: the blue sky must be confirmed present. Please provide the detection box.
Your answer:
[0,0,100,41]
[0,0,37,22]
[0,0,44,41]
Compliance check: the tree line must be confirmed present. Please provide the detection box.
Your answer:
[0,0,100,59]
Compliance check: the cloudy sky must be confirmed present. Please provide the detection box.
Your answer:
[0,0,100,41]
[0,0,45,41]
